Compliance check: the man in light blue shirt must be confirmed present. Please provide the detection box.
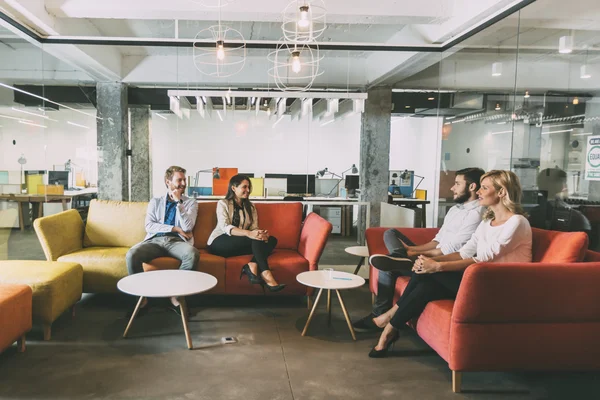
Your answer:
[354,167,485,332]
[125,166,199,315]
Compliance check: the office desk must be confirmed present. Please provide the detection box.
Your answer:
[0,188,98,230]
[389,197,430,228]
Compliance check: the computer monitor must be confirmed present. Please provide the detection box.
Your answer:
[286,174,315,195]
[48,171,69,189]
[345,175,359,190]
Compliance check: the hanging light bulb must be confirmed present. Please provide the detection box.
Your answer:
[495,103,501,111]
[291,51,302,73]
[573,97,580,105]
[216,40,225,61]
[524,91,530,98]
[298,5,310,28]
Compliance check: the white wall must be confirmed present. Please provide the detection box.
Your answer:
[440,119,513,172]
[390,116,442,227]
[0,108,98,184]
[150,111,361,197]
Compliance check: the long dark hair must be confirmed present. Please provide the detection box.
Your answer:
[225,174,254,226]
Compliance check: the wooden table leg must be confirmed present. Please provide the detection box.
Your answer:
[327,289,331,326]
[301,288,323,337]
[123,296,144,338]
[179,297,193,349]
[336,290,356,340]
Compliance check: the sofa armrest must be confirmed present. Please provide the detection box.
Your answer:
[33,209,84,261]
[453,262,600,324]
[298,212,333,271]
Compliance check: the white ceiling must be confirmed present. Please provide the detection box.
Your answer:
[0,0,599,92]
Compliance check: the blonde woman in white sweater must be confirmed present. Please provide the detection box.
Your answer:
[207,174,285,293]
[369,170,532,358]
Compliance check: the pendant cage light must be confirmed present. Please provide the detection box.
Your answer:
[193,25,247,77]
[268,39,324,91]
[282,0,327,42]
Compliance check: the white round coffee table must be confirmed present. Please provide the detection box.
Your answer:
[117,270,217,349]
[296,270,365,340]
[345,246,370,275]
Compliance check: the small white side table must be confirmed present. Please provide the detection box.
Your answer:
[296,270,365,340]
[117,270,217,349]
[345,245,370,275]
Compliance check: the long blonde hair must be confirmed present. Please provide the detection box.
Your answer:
[481,170,525,221]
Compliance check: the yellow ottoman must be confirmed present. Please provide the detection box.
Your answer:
[0,261,83,340]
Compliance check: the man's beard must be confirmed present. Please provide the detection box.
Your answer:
[453,189,471,204]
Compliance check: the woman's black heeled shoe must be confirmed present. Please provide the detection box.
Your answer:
[368,331,399,358]
[260,283,286,294]
[240,264,262,284]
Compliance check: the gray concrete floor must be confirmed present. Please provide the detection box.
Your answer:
[2,228,600,399]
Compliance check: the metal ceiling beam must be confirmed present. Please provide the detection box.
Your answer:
[167,90,368,100]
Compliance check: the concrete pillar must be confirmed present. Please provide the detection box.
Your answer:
[96,82,128,201]
[359,86,392,229]
[130,106,152,202]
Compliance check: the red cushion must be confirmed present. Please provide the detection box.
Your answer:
[224,249,308,295]
[254,203,303,250]
[532,228,588,263]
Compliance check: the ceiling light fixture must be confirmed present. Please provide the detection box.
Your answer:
[11,107,56,121]
[216,110,223,122]
[282,0,326,42]
[581,65,591,79]
[291,51,302,73]
[67,121,90,129]
[269,40,323,92]
[298,5,310,28]
[573,97,580,105]
[19,120,47,128]
[193,0,246,78]
[559,35,573,54]
[524,91,530,98]
[405,105,411,109]
[495,103,501,111]
[428,97,435,101]
[0,114,31,122]
[492,62,502,77]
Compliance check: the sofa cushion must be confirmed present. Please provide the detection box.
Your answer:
[84,200,148,248]
[59,247,129,293]
[254,203,303,250]
[532,228,588,263]
[193,202,218,249]
[0,261,83,325]
[224,249,309,295]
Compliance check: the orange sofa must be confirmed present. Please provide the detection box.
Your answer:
[366,227,600,393]
[35,200,332,296]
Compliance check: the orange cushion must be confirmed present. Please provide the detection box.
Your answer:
[0,284,32,353]
[532,228,588,263]
[193,202,218,249]
[224,249,309,295]
[254,203,303,250]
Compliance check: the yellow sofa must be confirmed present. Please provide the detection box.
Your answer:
[0,261,83,340]
[34,200,147,293]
